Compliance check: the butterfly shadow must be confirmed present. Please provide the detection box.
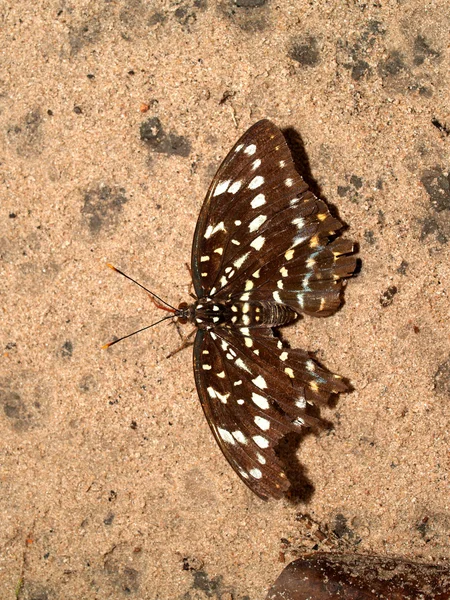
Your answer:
[273,331,354,505]
[276,409,341,505]
[282,126,355,235]
[283,125,362,297]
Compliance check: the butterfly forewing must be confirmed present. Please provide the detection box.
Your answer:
[189,119,356,499]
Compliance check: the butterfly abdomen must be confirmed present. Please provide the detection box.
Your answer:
[193,298,298,329]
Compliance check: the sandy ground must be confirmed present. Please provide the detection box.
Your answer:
[1,1,449,598]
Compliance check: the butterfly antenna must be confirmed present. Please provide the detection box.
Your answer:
[106,263,177,312]
[102,314,176,349]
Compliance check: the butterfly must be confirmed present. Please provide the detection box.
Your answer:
[107,120,356,500]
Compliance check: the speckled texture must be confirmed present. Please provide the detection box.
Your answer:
[1,1,449,599]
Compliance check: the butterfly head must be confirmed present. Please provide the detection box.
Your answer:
[175,301,194,325]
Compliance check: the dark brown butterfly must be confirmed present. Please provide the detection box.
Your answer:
[107,120,356,500]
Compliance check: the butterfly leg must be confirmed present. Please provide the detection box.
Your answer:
[184,263,196,300]
[166,326,196,359]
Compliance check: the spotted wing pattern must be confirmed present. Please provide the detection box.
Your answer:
[192,120,355,316]
[193,326,347,500]
[191,120,356,499]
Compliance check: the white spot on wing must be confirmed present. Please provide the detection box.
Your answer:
[273,291,282,303]
[249,175,264,190]
[218,427,235,445]
[253,435,269,449]
[233,251,250,269]
[228,180,242,194]
[216,391,229,403]
[249,214,267,232]
[285,178,293,187]
[205,221,226,239]
[244,144,256,155]
[256,453,266,464]
[213,180,231,196]
[292,217,305,229]
[285,249,295,260]
[254,415,270,431]
[249,468,262,479]
[202,364,211,370]
[235,143,243,153]
[250,235,265,251]
[235,358,251,372]
[250,193,266,209]
[201,255,210,262]
[252,158,262,170]
[252,392,269,409]
[252,375,267,390]
[292,234,307,247]
[280,351,288,361]
[232,430,247,444]
[306,360,316,372]
[295,396,306,408]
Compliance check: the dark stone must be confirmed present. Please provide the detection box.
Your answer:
[337,185,350,197]
[364,230,375,245]
[397,260,408,275]
[380,285,398,307]
[235,0,267,6]
[61,340,73,358]
[413,35,440,66]
[378,51,406,78]
[140,117,191,157]
[289,36,321,67]
[81,185,128,233]
[350,175,363,189]
[103,512,115,525]
[351,59,370,80]
[148,12,166,26]
[434,358,450,396]
[431,119,450,136]
[421,168,450,213]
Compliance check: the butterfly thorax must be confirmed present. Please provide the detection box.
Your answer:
[186,297,298,329]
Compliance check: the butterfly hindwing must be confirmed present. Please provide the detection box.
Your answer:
[193,325,347,500]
